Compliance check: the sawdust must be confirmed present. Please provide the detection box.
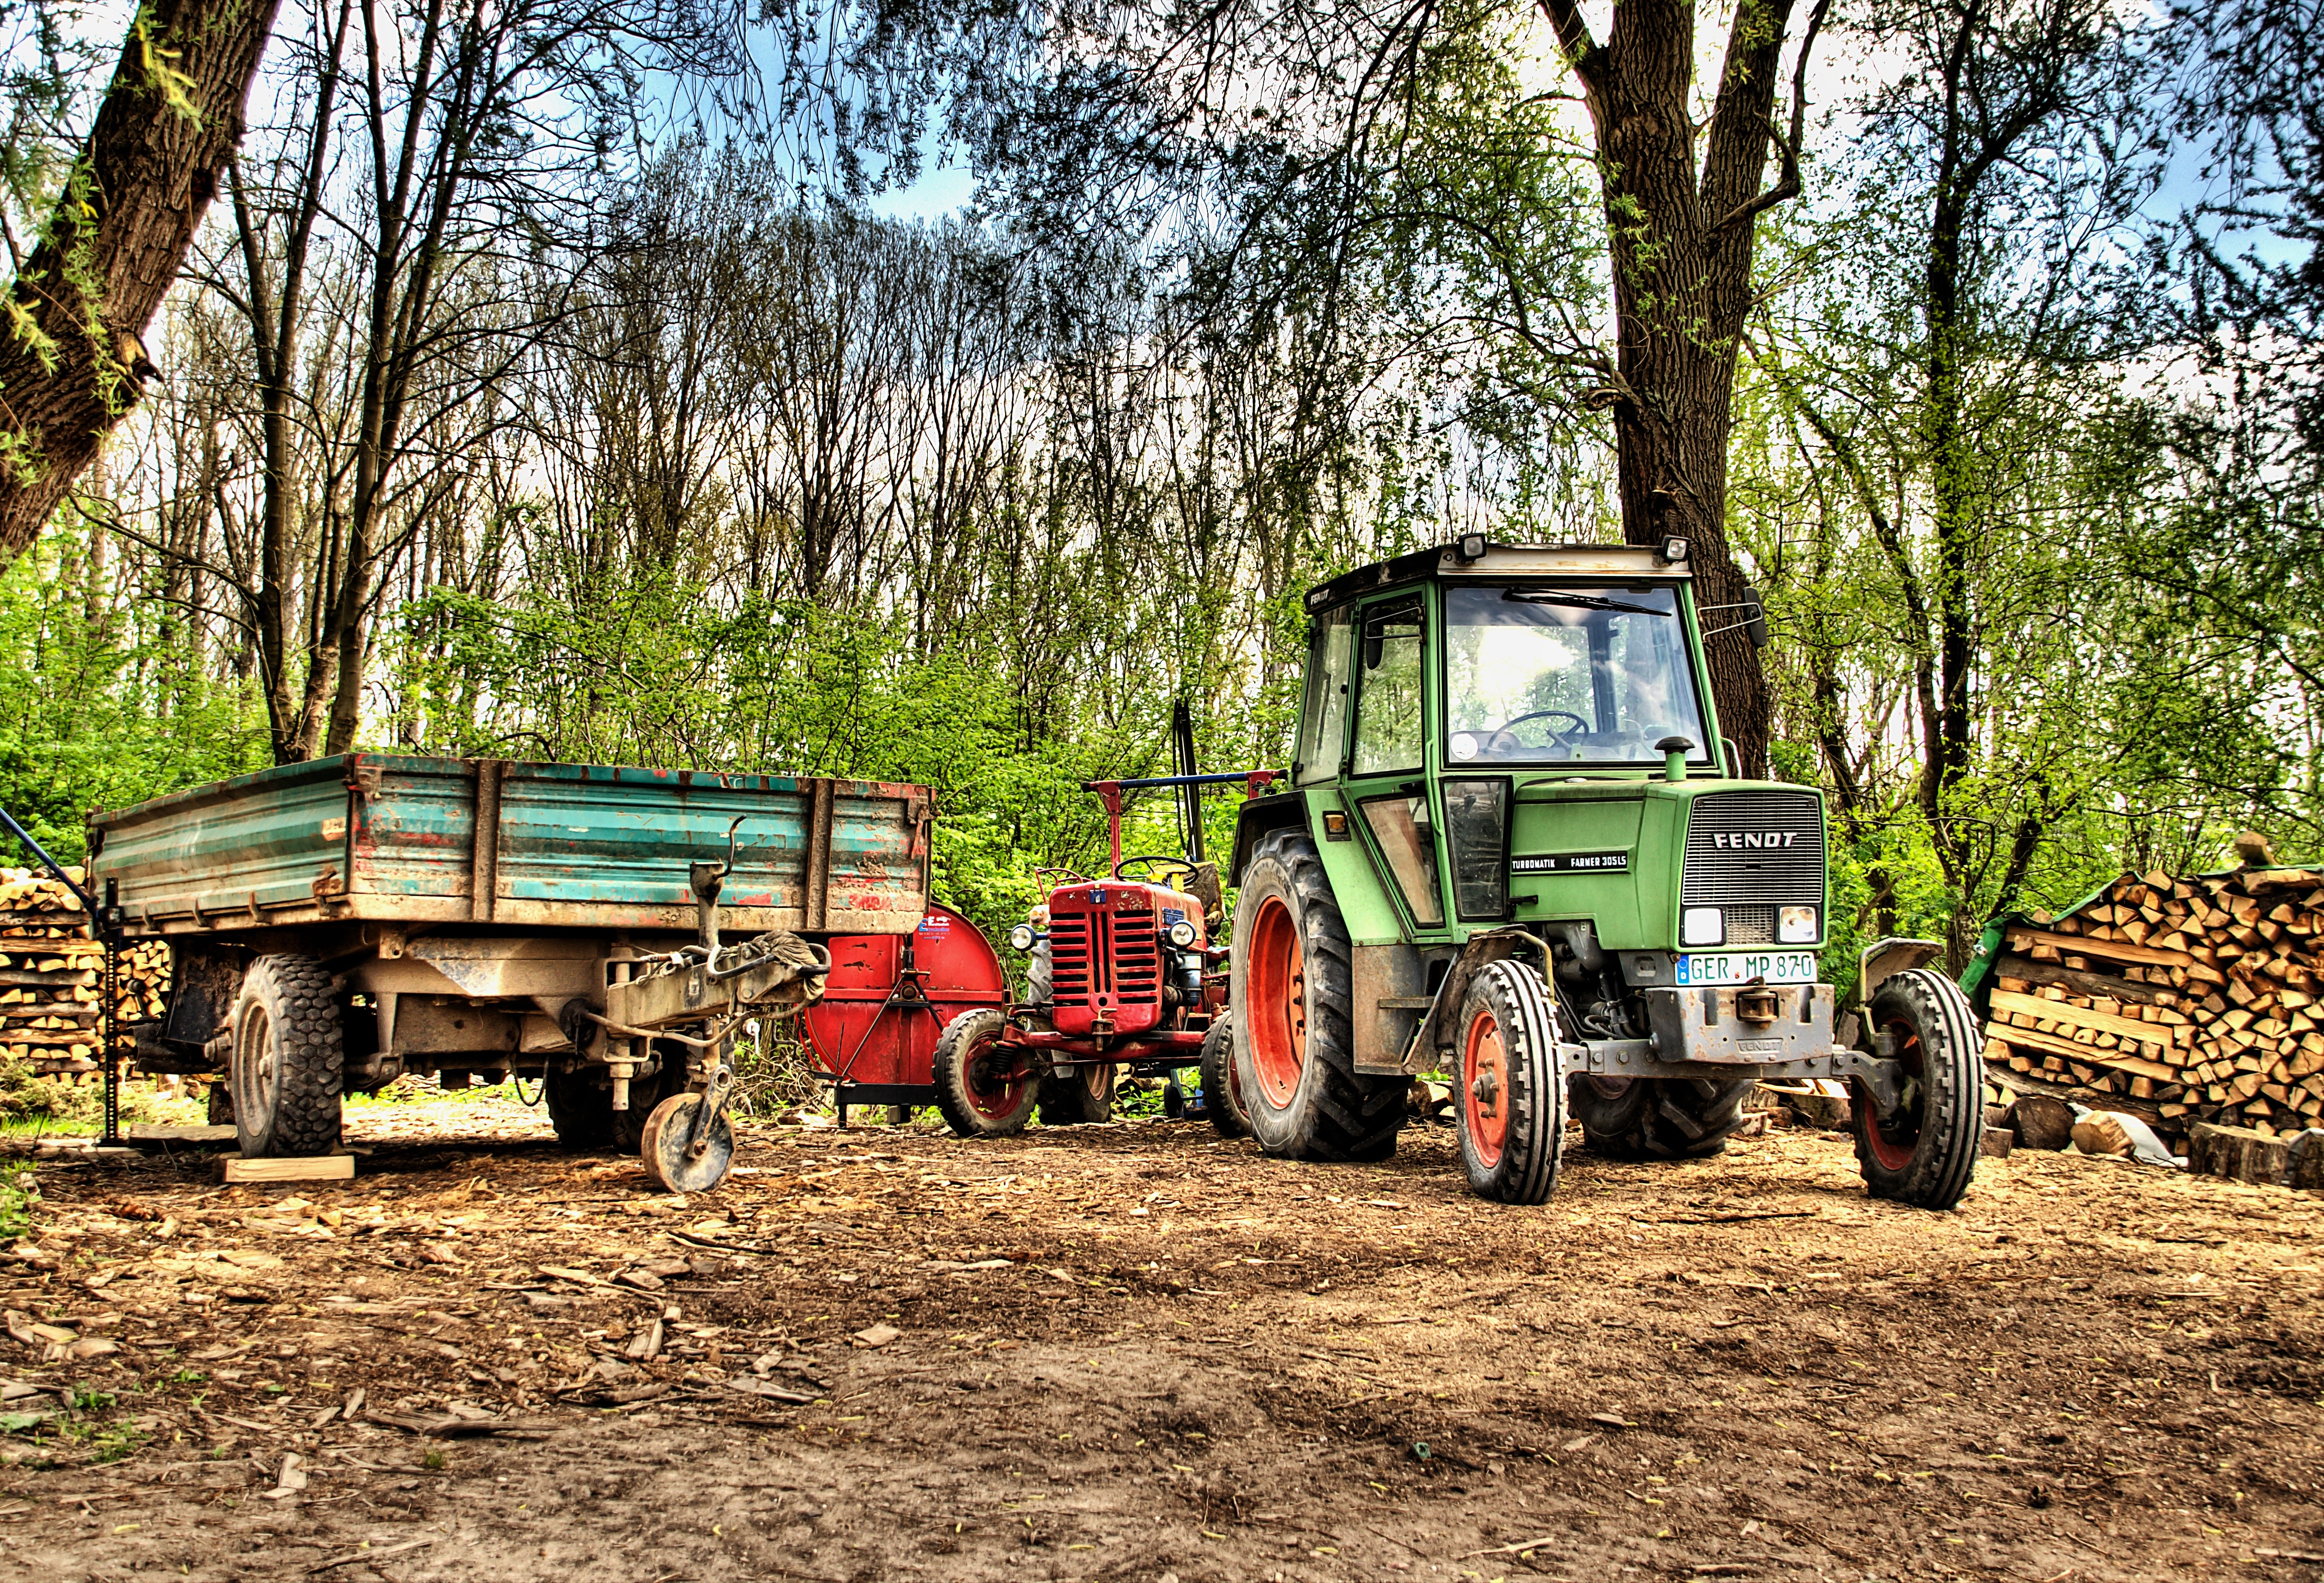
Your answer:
[3,1093,2321,1582]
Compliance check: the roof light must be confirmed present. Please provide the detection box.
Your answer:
[1455,533,1488,563]
[1659,536,1690,565]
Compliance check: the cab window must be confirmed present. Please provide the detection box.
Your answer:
[1350,596,1425,777]
[1295,607,1353,785]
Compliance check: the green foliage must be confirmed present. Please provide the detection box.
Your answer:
[0,522,268,865]
[0,1058,171,1135]
[0,1159,36,1238]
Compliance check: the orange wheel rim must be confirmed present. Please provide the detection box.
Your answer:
[1463,1005,1509,1167]
[1247,895,1305,1106]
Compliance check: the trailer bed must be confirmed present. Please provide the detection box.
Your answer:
[91,755,932,938]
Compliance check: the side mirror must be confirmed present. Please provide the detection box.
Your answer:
[1363,632,1384,669]
[1742,586,1769,648]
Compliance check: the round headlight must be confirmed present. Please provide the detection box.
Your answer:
[1168,920,1197,948]
[1008,924,1036,952]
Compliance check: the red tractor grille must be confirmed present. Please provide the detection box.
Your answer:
[1049,906,1163,1032]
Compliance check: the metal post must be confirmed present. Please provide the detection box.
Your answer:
[102,926,121,1146]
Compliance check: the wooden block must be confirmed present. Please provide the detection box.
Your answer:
[2009,1094,2076,1151]
[2006,927,2192,969]
[1980,1125,2014,1158]
[2188,1122,2287,1185]
[1990,1022,2177,1080]
[214,1153,355,1183]
[128,1123,236,1145]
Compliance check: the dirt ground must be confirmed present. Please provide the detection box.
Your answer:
[3,1093,2321,1583]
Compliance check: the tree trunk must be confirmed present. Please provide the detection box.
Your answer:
[1539,0,1817,777]
[0,0,283,566]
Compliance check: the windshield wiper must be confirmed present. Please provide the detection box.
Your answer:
[1501,589,1670,618]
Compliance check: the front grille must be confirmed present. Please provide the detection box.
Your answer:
[1723,904,1777,945]
[1049,909,1162,1010]
[1682,790,1825,910]
[1051,915,1092,1006]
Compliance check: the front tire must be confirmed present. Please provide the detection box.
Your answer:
[932,1008,1037,1138]
[1852,968,1982,1210]
[1199,1013,1249,1139]
[1568,1075,1753,1161]
[1455,961,1567,1203]
[1232,830,1405,1163]
[229,955,343,1158]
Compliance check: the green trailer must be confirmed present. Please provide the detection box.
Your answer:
[88,755,933,1190]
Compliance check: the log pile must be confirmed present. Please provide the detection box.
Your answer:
[1980,864,2324,1140]
[0,868,167,1076]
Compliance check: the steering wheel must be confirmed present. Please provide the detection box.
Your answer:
[1115,854,1197,888]
[1486,709,1590,756]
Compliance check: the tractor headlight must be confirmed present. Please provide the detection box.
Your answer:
[1008,924,1037,952]
[1779,905,1818,944]
[1167,920,1197,948]
[1681,907,1724,947]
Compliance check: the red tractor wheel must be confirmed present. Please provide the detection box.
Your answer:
[1245,894,1306,1108]
[1454,960,1567,1203]
[1038,1062,1115,1125]
[932,1008,1036,1139]
[1231,829,1405,1162]
[1199,1013,1249,1138]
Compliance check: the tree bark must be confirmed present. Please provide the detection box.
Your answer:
[1539,0,1825,777]
[0,0,283,566]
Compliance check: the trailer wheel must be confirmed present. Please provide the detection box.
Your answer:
[1568,1075,1754,1161]
[1199,1013,1249,1139]
[542,1056,678,1153]
[640,1092,735,1193]
[1455,961,1568,1203]
[932,1008,1037,1138]
[543,1068,615,1150]
[229,954,344,1158]
[1852,968,1982,1209]
[1232,829,1405,1163]
[612,1054,685,1155]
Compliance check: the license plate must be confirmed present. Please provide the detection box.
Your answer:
[1676,951,1817,986]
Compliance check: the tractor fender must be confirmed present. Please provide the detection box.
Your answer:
[1406,927,1543,1072]
[1227,792,1311,886]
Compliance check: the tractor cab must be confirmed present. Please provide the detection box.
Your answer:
[1226,537,1987,1210]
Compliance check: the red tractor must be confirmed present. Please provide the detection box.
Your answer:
[928,772,1273,1138]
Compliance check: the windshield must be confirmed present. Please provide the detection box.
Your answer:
[1443,583,1711,766]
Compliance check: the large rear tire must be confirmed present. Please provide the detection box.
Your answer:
[1568,1074,1753,1161]
[1852,968,1982,1209]
[1232,830,1405,1163]
[1199,1013,1249,1139]
[229,955,343,1159]
[1455,961,1567,1203]
[932,1008,1037,1139]
[1038,1063,1115,1125]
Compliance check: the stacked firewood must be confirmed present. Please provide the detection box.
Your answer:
[1980,864,2324,1140]
[0,869,168,1075]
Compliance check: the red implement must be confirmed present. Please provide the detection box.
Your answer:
[802,902,1008,1119]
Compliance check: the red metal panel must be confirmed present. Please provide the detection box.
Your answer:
[801,902,1007,1087]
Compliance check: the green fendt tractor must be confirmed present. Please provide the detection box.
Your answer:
[1226,536,1984,1209]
